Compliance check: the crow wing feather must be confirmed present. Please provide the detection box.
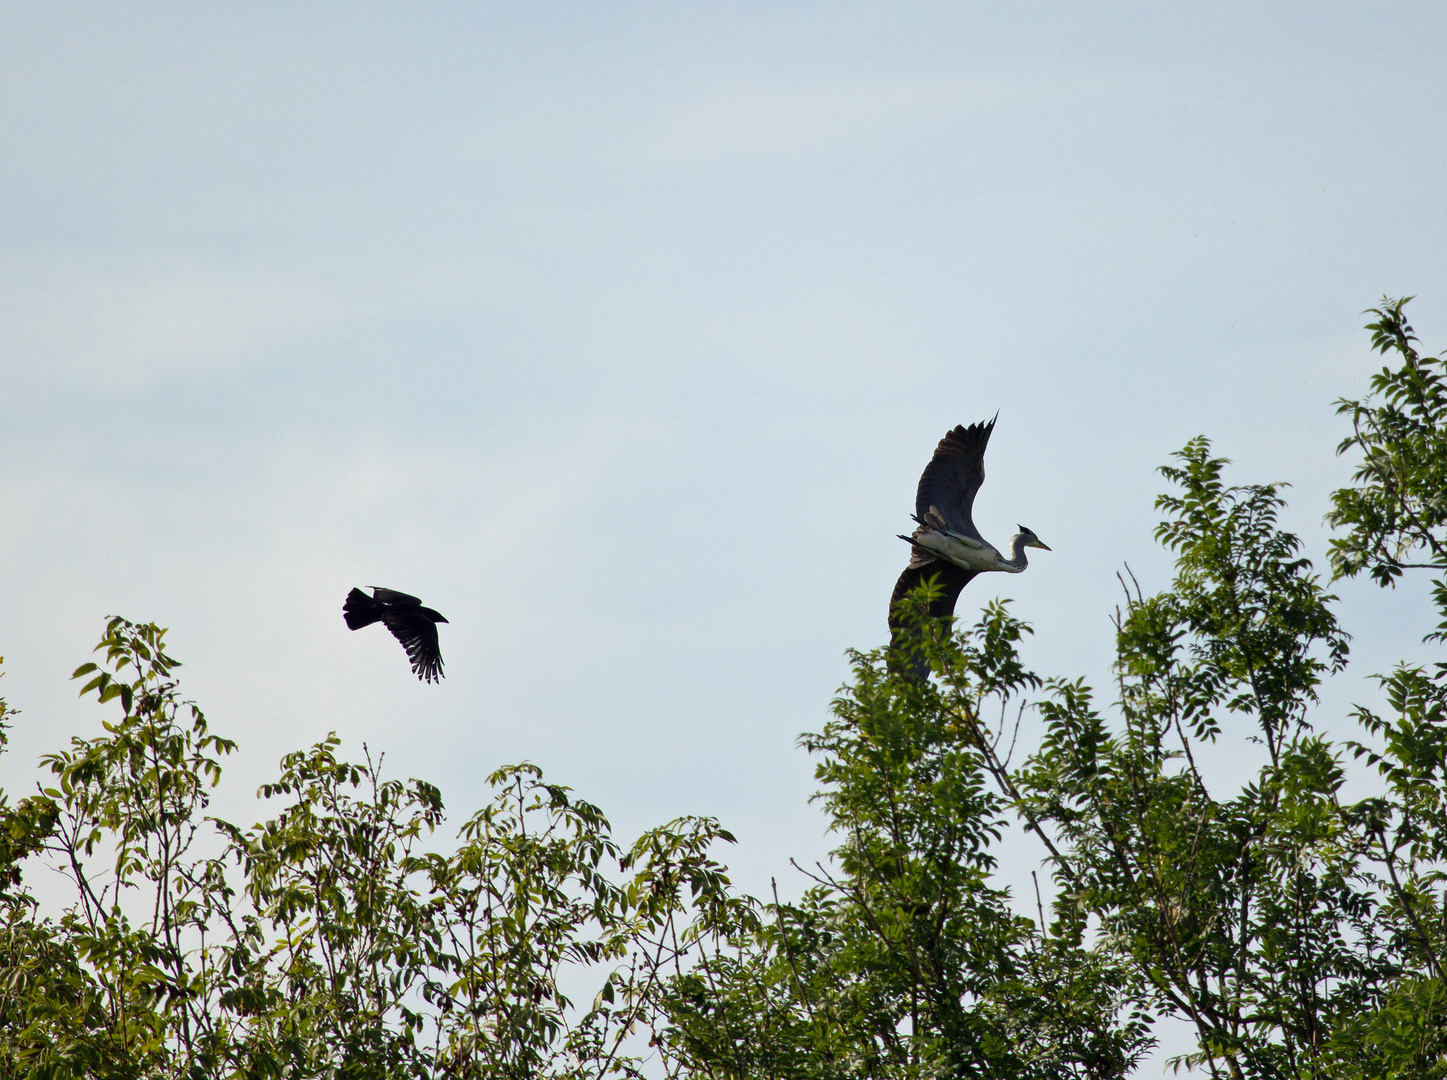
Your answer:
[381,609,444,684]
[371,587,423,607]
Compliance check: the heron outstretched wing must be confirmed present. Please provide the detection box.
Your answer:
[887,558,979,680]
[889,558,978,618]
[914,417,995,543]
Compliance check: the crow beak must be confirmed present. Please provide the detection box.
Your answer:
[437,615,450,623]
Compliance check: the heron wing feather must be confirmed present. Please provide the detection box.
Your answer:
[914,418,994,542]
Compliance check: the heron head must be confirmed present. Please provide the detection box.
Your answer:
[1017,525,1052,551]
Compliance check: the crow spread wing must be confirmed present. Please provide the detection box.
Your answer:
[914,418,995,543]
[371,587,424,608]
[381,608,445,684]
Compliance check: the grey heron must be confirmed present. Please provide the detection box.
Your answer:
[889,418,1050,671]
[344,587,448,683]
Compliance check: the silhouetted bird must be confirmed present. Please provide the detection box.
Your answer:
[344,587,448,683]
[890,418,1050,677]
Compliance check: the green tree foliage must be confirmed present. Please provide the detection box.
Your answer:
[1326,299,1447,1077]
[0,624,748,1078]
[658,597,1149,1079]
[1015,443,1386,1077]
[1006,299,1447,1078]
[664,298,1447,1079]
[1328,298,1447,623]
[3,298,1447,1078]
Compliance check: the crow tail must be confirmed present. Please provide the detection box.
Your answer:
[343,587,382,630]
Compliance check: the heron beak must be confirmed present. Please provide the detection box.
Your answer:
[1028,539,1052,551]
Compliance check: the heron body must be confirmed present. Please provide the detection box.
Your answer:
[909,513,1042,574]
[889,417,1050,674]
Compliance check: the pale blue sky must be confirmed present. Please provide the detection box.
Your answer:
[3,6,1447,1061]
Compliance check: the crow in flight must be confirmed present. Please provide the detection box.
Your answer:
[344,587,448,683]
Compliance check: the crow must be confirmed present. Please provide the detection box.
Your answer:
[344,587,448,683]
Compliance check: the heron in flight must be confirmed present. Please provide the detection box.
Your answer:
[889,418,1050,670]
[344,587,448,683]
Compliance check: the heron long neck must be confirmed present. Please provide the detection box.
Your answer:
[1002,533,1030,571]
